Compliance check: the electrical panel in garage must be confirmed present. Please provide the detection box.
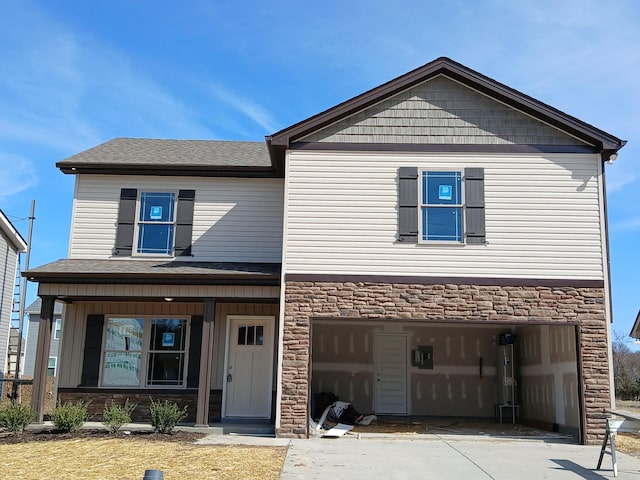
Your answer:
[411,346,433,369]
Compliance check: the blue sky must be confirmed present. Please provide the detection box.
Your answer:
[1,1,638,340]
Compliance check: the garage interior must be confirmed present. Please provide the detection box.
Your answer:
[310,320,581,440]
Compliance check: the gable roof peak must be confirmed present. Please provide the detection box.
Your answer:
[266,57,625,163]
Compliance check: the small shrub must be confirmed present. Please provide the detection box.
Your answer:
[0,401,34,434]
[51,400,90,433]
[102,400,136,434]
[148,398,187,434]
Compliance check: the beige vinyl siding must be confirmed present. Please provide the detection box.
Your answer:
[284,150,604,280]
[69,175,284,262]
[301,75,589,146]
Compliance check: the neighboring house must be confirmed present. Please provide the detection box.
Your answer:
[629,310,640,341]
[23,298,63,377]
[0,210,27,382]
[6,327,24,376]
[24,58,625,444]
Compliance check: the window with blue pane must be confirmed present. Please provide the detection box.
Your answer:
[101,316,189,388]
[147,318,187,386]
[137,192,176,255]
[420,171,463,242]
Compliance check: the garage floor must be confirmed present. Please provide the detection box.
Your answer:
[349,416,576,440]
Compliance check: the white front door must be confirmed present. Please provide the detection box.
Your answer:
[375,334,408,414]
[223,316,275,418]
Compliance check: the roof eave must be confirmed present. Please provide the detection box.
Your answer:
[265,137,286,177]
[630,310,640,339]
[0,210,28,252]
[57,163,280,178]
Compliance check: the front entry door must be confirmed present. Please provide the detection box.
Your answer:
[224,316,275,418]
[375,334,408,414]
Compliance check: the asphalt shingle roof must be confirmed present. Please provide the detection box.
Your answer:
[24,259,281,284]
[57,138,272,168]
[25,298,64,315]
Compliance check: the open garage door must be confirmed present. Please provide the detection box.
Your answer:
[310,319,581,439]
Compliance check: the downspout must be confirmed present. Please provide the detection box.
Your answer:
[600,150,617,410]
[274,149,290,436]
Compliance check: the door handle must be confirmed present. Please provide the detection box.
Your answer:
[227,373,232,382]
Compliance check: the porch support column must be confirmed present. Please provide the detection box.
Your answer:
[195,299,216,427]
[31,296,55,423]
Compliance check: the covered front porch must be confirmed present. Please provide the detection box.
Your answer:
[23,259,281,428]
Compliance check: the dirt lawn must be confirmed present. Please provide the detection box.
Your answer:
[611,400,640,457]
[0,430,287,480]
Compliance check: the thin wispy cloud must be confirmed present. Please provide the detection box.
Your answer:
[501,0,602,29]
[84,50,218,140]
[0,153,37,198]
[207,83,279,133]
[611,216,640,233]
[607,171,639,195]
[0,2,217,156]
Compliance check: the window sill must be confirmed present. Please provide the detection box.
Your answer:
[416,241,467,246]
[98,385,187,390]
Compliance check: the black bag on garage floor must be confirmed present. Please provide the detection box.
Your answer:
[312,392,339,420]
[327,401,363,425]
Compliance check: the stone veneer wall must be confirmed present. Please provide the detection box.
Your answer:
[58,389,198,422]
[277,282,610,444]
[58,388,224,424]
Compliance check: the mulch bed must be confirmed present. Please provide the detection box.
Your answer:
[0,429,206,445]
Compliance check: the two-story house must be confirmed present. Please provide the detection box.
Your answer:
[25,58,624,444]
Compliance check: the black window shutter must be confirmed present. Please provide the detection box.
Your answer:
[80,314,105,387]
[175,190,195,257]
[465,168,486,244]
[187,315,203,388]
[398,167,418,243]
[113,188,137,256]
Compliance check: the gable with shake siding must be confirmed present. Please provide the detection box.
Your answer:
[300,75,589,146]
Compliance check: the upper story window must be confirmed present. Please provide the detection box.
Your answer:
[135,192,176,256]
[397,167,485,245]
[114,189,195,258]
[53,318,62,340]
[420,171,463,242]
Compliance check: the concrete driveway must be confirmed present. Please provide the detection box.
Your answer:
[278,434,640,480]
